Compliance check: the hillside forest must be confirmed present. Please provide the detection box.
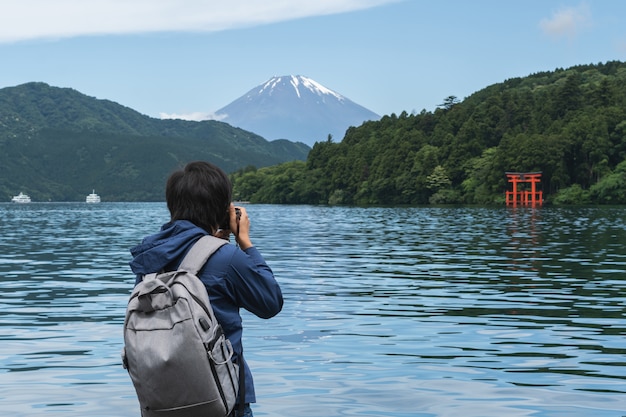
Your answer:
[231,61,626,205]
[0,82,309,201]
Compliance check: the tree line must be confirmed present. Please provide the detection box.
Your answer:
[231,61,626,205]
[0,82,309,201]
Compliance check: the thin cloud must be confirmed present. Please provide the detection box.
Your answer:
[159,111,227,121]
[539,3,592,40]
[0,0,400,44]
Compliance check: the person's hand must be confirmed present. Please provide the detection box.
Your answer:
[229,204,253,250]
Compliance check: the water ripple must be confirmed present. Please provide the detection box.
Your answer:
[0,203,624,416]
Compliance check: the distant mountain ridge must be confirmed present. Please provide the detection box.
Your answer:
[0,82,309,201]
[229,61,626,206]
[215,75,381,146]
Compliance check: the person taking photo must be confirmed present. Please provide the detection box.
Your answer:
[129,161,283,417]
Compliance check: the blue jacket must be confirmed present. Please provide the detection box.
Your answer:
[129,220,283,404]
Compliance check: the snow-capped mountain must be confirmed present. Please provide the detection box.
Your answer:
[214,75,380,147]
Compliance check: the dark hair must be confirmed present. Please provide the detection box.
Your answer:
[165,161,232,233]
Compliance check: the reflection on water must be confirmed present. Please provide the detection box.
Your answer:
[0,203,624,416]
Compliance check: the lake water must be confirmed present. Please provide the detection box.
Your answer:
[0,203,625,417]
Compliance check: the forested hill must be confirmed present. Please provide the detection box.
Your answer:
[0,82,309,201]
[231,61,626,205]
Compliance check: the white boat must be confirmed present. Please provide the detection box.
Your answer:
[11,192,31,203]
[86,190,101,203]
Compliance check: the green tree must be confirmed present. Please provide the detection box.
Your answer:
[589,159,626,203]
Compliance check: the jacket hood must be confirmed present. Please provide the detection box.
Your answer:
[129,220,206,276]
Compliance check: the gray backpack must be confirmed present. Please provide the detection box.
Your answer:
[122,235,240,417]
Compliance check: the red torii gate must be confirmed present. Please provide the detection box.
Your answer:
[505,172,543,206]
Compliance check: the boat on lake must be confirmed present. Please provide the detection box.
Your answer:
[11,192,31,203]
[86,190,101,203]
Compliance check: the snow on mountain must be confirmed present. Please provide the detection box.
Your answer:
[214,75,380,147]
[259,75,343,100]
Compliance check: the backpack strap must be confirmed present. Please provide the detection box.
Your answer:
[179,235,228,274]
[181,234,246,412]
[238,350,246,415]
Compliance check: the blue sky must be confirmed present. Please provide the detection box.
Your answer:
[2,0,625,121]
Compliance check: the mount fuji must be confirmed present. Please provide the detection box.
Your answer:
[214,75,380,147]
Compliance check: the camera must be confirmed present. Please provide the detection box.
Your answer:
[219,207,241,230]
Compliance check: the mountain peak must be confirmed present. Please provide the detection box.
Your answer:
[259,75,344,101]
[216,75,379,146]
